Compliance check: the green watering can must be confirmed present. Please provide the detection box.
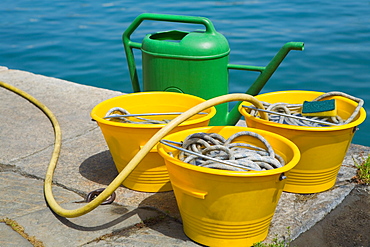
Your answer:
[122,13,304,125]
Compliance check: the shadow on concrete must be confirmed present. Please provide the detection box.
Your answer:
[50,205,133,232]
[136,206,193,243]
[50,201,193,244]
[79,150,118,185]
[135,191,195,242]
[76,151,199,244]
[139,191,180,219]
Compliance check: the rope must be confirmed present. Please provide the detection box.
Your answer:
[249,91,364,127]
[175,131,284,171]
[105,107,171,124]
[313,91,364,124]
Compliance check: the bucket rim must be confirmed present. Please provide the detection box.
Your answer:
[90,91,217,128]
[157,126,301,177]
[239,90,366,132]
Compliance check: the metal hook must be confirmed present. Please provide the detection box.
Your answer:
[86,188,116,205]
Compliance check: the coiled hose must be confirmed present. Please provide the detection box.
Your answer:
[0,80,267,218]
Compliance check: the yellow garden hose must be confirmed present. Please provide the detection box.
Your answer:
[0,80,267,218]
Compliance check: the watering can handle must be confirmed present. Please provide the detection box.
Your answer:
[122,13,217,92]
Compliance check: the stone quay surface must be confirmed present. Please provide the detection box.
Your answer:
[1,66,369,246]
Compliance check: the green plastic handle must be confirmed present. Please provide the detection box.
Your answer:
[122,13,217,92]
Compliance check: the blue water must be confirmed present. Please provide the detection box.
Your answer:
[1,0,369,146]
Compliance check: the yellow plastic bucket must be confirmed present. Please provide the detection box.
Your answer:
[239,90,366,194]
[157,126,300,246]
[91,92,216,192]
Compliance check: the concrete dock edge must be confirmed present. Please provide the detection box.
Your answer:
[1,66,369,246]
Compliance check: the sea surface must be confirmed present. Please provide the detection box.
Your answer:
[1,0,369,146]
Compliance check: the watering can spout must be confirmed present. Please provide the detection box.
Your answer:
[225,42,305,126]
[246,42,304,96]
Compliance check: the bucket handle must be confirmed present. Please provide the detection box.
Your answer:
[122,13,218,93]
[171,180,208,199]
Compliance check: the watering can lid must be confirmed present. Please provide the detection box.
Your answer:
[141,30,230,58]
